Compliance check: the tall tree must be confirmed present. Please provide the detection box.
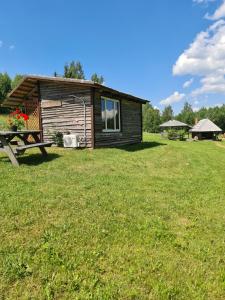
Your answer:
[0,73,11,103]
[161,105,173,122]
[91,73,104,84]
[64,61,85,79]
[11,74,24,90]
[143,102,161,133]
[176,102,195,125]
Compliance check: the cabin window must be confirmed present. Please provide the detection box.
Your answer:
[101,97,120,132]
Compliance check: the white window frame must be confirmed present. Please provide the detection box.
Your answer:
[101,97,121,132]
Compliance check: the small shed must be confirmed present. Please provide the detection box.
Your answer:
[159,120,191,130]
[2,75,148,148]
[190,119,222,140]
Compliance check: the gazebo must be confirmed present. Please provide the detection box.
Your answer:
[159,120,191,130]
[159,120,192,140]
[190,119,222,140]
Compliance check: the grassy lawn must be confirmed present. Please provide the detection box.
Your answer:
[1,133,225,299]
[0,114,8,130]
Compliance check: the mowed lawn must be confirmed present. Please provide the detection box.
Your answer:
[1,134,225,299]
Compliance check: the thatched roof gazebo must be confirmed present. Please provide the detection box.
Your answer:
[190,119,222,140]
[159,120,191,130]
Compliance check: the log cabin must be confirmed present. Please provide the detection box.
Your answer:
[2,75,148,148]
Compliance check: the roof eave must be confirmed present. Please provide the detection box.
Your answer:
[3,75,148,106]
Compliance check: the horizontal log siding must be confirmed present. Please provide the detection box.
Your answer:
[94,90,142,147]
[39,82,92,147]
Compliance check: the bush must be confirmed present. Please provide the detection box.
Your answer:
[167,130,178,140]
[167,129,186,141]
[177,130,186,141]
[52,131,63,147]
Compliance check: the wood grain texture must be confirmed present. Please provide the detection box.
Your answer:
[94,90,142,147]
[39,81,92,148]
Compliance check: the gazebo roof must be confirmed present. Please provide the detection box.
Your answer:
[159,120,191,128]
[190,119,222,133]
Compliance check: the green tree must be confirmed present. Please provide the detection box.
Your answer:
[91,73,104,84]
[176,102,195,125]
[64,61,85,79]
[0,73,11,103]
[161,105,173,122]
[11,74,24,90]
[143,102,161,133]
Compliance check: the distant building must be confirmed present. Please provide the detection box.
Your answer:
[190,119,222,140]
[159,120,191,130]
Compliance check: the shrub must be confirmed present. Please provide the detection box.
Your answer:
[177,129,186,141]
[52,131,63,147]
[167,130,178,140]
[167,129,186,141]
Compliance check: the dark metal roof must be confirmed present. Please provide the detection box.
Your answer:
[2,75,148,107]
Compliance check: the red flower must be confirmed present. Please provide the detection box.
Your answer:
[20,113,29,121]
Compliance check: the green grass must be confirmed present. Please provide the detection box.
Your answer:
[0,114,8,130]
[1,133,225,299]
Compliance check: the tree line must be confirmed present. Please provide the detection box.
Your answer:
[143,102,225,132]
[0,61,104,111]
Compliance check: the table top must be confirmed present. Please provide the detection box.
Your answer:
[0,130,41,136]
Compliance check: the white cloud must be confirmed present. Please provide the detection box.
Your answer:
[215,102,223,107]
[205,0,225,20]
[193,0,215,4]
[173,20,225,96]
[193,106,200,112]
[160,91,185,106]
[183,78,194,88]
[9,45,15,50]
[0,41,2,48]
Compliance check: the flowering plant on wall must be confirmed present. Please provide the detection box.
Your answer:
[8,108,29,131]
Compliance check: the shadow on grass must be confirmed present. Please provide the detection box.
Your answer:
[17,153,61,166]
[116,141,167,152]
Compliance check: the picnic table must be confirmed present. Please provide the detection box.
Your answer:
[0,130,52,166]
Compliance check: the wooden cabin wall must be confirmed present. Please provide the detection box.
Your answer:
[39,81,93,148]
[94,90,142,147]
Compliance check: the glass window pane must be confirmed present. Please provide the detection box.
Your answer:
[106,100,114,130]
[101,99,106,129]
[115,101,120,130]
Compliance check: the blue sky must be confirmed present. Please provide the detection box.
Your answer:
[0,0,225,113]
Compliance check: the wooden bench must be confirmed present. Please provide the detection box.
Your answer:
[16,142,53,155]
[16,142,52,152]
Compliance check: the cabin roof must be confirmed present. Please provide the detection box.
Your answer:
[190,119,222,133]
[159,119,191,128]
[2,75,148,107]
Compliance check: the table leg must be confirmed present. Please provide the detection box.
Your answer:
[32,133,48,156]
[0,136,19,167]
